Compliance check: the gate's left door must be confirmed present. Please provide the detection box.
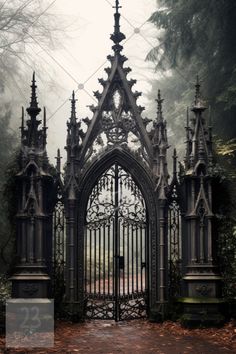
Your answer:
[84,163,148,321]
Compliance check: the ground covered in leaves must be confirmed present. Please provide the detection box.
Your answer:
[0,319,235,353]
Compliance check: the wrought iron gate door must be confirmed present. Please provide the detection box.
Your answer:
[85,163,148,321]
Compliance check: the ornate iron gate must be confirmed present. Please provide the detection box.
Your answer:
[168,184,182,298]
[84,163,148,321]
[52,186,66,300]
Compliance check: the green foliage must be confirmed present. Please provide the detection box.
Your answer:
[147,0,236,303]
[0,274,11,302]
[147,0,236,161]
[0,107,19,275]
[213,168,236,301]
[218,220,236,300]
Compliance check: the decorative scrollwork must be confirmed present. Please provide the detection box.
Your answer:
[85,162,148,320]
[23,284,38,296]
[196,285,212,297]
[53,199,65,269]
[86,165,146,229]
[119,294,147,320]
[168,184,182,298]
[52,190,66,300]
[86,299,115,320]
[102,110,137,145]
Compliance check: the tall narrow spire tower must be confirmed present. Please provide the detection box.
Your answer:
[180,78,222,325]
[184,76,213,174]
[11,74,54,299]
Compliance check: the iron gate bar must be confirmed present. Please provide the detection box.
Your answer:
[114,163,119,321]
[85,163,147,320]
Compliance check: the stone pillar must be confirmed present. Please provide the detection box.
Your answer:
[10,74,54,299]
[179,78,224,326]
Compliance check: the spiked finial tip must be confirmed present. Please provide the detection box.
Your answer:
[113,0,121,13]
[156,89,164,122]
[111,0,125,53]
[21,107,24,127]
[55,148,62,174]
[43,107,47,128]
[70,90,77,123]
[173,148,178,178]
[192,75,206,112]
[26,72,41,118]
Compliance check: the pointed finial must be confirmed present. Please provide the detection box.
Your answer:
[26,72,41,117]
[21,107,24,129]
[155,89,164,122]
[173,148,178,179]
[192,75,206,111]
[114,0,121,13]
[20,107,25,142]
[31,72,37,108]
[42,107,47,147]
[55,148,62,174]
[70,90,77,123]
[111,0,125,53]
[43,107,47,128]
[185,107,190,141]
[186,107,189,127]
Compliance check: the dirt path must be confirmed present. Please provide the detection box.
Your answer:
[1,320,236,354]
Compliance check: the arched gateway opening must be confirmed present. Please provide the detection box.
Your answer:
[74,148,159,322]
[84,162,148,321]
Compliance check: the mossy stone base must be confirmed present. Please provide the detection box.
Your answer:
[177,297,226,328]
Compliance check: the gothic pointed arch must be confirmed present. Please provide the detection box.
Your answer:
[64,0,170,321]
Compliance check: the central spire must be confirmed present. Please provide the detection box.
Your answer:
[110,0,126,54]
[156,89,164,122]
[26,72,41,118]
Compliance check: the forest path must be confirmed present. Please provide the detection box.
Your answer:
[1,319,236,354]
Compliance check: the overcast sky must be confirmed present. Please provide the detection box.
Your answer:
[15,0,158,163]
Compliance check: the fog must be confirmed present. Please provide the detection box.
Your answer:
[9,0,157,165]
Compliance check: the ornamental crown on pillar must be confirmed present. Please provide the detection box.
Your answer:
[21,72,48,154]
[184,76,213,176]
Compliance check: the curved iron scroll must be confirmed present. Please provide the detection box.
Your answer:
[168,185,182,298]
[52,191,65,299]
[86,164,146,229]
[85,163,148,321]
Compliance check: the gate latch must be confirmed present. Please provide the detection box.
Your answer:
[119,256,124,270]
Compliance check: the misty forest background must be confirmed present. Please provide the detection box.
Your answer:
[0,0,235,305]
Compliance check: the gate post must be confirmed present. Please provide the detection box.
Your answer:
[150,90,169,320]
[64,92,83,319]
[180,78,224,326]
[10,73,54,299]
